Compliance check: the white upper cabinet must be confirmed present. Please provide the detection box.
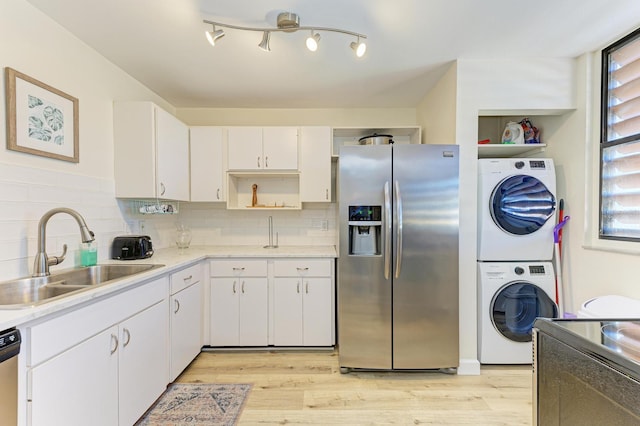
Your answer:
[190,126,225,201]
[300,126,331,202]
[114,101,189,201]
[228,127,298,171]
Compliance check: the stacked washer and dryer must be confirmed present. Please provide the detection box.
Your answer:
[477,158,559,364]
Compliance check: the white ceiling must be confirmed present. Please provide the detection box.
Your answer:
[26,0,640,108]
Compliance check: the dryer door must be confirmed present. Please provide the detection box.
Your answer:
[491,281,558,342]
[490,175,556,235]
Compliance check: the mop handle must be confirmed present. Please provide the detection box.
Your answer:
[554,216,570,243]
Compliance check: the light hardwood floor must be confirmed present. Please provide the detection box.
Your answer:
[176,350,533,425]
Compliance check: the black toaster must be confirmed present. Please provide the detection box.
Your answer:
[111,235,153,260]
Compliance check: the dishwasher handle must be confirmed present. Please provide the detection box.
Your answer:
[0,328,21,362]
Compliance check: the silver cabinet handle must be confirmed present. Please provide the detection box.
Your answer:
[394,180,403,279]
[257,156,261,168]
[122,328,131,348]
[183,275,192,282]
[241,281,245,294]
[296,267,309,272]
[384,181,391,280]
[305,281,309,294]
[265,156,269,168]
[326,189,329,200]
[232,267,245,271]
[232,281,237,293]
[160,182,166,196]
[216,188,220,200]
[110,333,119,355]
[174,299,181,314]
[297,281,300,293]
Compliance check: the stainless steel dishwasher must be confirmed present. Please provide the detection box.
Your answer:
[0,328,21,426]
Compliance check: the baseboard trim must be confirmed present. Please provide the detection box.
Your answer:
[457,358,481,375]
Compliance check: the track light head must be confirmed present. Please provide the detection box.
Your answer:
[258,31,271,52]
[306,31,321,52]
[351,38,367,58]
[206,26,225,46]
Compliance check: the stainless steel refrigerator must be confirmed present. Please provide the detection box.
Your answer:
[337,143,459,372]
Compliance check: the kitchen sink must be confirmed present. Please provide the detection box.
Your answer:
[0,264,164,309]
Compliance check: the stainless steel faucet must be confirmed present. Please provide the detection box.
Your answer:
[263,215,278,249]
[32,208,95,277]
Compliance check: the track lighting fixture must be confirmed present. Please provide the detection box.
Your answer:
[351,36,367,58]
[306,31,321,52]
[205,25,225,46]
[258,31,271,52]
[203,12,367,58]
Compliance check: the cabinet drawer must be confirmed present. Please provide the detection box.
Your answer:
[210,259,268,277]
[28,277,168,367]
[273,259,332,277]
[170,263,202,294]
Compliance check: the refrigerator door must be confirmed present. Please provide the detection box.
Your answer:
[338,145,393,369]
[392,144,459,369]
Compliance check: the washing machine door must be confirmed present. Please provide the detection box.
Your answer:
[491,281,558,342]
[490,175,556,235]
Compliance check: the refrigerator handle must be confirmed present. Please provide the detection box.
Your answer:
[384,181,391,280]
[394,180,403,278]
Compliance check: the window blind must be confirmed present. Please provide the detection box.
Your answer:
[601,28,640,240]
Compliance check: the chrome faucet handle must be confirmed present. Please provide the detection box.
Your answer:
[47,243,68,267]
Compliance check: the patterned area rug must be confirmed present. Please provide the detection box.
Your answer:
[136,383,252,426]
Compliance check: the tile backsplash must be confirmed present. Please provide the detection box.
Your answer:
[0,162,337,281]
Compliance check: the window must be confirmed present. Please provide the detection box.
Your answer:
[600,27,640,240]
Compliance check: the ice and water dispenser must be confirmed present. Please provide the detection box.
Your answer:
[348,206,382,255]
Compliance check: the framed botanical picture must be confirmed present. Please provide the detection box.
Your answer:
[5,67,79,163]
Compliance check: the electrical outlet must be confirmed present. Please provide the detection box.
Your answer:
[311,218,329,231]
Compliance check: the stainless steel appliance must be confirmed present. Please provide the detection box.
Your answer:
[338,143,459,372]
[0,327,21,425]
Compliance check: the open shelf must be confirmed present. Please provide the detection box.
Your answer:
[332,126,421,157]
[478,143,547,158]
[227,172,301,210]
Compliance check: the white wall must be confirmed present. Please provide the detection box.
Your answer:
[548,49,640,314]
[416,62,457,145]
[453,58,576,374]
[0,0,168,279]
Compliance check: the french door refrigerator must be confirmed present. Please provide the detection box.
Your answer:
[338,143,459,372]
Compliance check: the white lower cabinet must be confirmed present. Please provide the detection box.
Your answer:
[26,277,169,426]
[170,264,203,381]
[118,300,169,426]
[209,258,335,348]
[273,259,334,346]
[210,276,268,346]
[30,326,118,426]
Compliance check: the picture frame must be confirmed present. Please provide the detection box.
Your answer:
[5,67,79,163]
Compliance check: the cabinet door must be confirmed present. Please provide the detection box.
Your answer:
[239,278,269,346]
[210,278,240,346]
[119,299,169,426]
[228,127,263,170]
[263,127,299,170]
[303,278,333,346]
[300,126,331,202]
[156,106,190,200]
[170,281,203,381]
[273,278,304,346]
[190,127,225,201]
[30,326,119,426]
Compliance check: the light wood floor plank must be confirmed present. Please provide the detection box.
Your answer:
[176,350,532,425]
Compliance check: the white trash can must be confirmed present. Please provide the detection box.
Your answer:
[578,295,640,318]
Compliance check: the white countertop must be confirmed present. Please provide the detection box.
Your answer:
[0,245,336,331]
